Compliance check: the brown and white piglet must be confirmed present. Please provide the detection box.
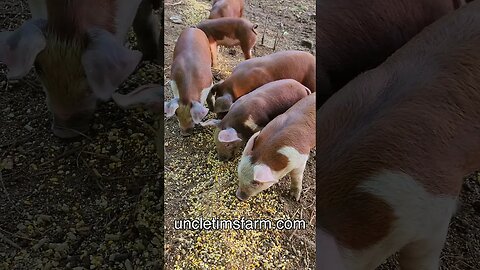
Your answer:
[197,18,257,66]
[164,28,212,136]
[315,0,464,109]
[207,50,315,116]
[237,94,315,201]
[209,0,244,19]
[0,0,161,138]
[202,79,311,161]
[317,1,480,268]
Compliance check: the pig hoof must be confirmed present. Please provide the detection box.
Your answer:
[290,189,301,201]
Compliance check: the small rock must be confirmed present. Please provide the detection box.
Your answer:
[32,237,49,251]
[36,214,52,225]
[24,124,33,132]
[170,15,183,24]
[16,223,26,231]
[125,259,133,270]
[301,39,313,49]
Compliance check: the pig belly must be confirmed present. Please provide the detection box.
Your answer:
[217,37,240,47]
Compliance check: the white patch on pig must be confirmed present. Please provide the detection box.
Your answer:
[200,83,214,105]
[275,146,309,178]
[244,115,259,132]
[170,80,180,98]
[338,171,457,270]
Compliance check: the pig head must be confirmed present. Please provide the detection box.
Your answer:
[201,118,245,161]
[0,0,148,138]
[164,81,211,137]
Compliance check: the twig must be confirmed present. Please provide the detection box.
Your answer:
[0,232,21,249]
[0,227,36,242]
[39,145,85,166]
[0,133,35,149]
[261,15,269,45]
[0,171,21,214]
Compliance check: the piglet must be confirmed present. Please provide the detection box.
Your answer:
[202,79,311,161]
[197,18,257,66]
[207,50,315,116]
[0,0,160,138]
[164,28,212,136]
[317,1,480,268]
[209,0,244,19]
[236,94,315,201]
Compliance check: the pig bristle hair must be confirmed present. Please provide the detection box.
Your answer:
[36,34,88,105]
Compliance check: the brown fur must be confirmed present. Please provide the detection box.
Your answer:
[46,0,116,39]
[316,0,461,108]
[171,28,213,106]
[207,50,315,112]
[251,94,316,171]
[219,79,310,140]
[197,18,257,63]
[317,0,480,250]
[209,0,244,19]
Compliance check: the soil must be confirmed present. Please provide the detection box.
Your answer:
[163,0,316,269]
[0,1,163,269]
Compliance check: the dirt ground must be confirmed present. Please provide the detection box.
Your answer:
[163,0,316,269]
[1,1,163,269]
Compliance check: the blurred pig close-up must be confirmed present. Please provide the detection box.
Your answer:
[316,0,480,269]
[0,0,161,138]
[1,0,164,269]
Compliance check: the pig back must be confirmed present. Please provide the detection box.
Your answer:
[223,79,311,139]
[316,0,460,106]
[171,28,213,102]
[251,94,316,166]
[229,50,315,98]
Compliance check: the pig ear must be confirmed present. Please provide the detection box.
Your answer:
[218,128,242,143]
[164,98,179,117]
[200,119,221,127]
[82,28,142,101]
[242,131,260,156]
[214,94,233,113]
[0,18,46,79]
[112,84,163,113]
[191,101,209,124]
[253,164,277,183]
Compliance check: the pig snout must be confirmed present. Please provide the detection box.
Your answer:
[180,126,194,136]
[51,111,93,138]
[235,189,249,201]
[218,153,231,161]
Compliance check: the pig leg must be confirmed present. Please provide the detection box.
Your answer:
[289,164,306,201]
[210,41,218,67]
[398,221,450,270]
[240,40,253,59]
[133,0,160,63]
